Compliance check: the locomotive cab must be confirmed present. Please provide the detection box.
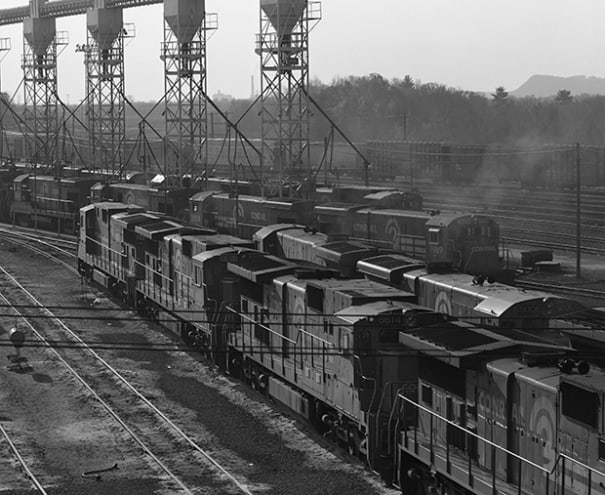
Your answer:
[425,213,500,276]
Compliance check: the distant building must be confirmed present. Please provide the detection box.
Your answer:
[213,90,234,103]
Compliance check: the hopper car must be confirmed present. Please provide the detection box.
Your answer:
[362,140,605,190]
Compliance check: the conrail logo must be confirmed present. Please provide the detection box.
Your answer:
[529,396,556,468]
[232,202,245,222]
[434,291,452,315]
[291,298,305,328]
[385,219,400,248]
[125,191,135,204]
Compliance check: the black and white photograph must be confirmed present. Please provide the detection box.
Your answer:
[1,1,605,494]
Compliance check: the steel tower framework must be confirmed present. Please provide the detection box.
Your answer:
[22,14,66,169]
[161,2,216,181]
[258,0,320,193]
[85,5,129,173]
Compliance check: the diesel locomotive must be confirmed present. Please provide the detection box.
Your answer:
[77,201,605,495]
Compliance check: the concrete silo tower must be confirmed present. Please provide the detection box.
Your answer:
[161,0,216,182]
[86,0,129,174]
[258,0,321,195]
[22,0,66,170]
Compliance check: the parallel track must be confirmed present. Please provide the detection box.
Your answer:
[0,244,254,494]
[0,422,48,494]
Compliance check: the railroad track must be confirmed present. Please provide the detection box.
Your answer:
[0,264,254,494]
[514,278,605,301]
[0,227,79,273]
[0,422,48,494]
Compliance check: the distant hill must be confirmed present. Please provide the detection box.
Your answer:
[510,75,605,98]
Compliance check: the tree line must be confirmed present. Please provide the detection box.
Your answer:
[216,75,605,148]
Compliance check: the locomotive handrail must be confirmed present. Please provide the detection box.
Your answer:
[398,393,551,474]
[225,306,297,345]
[294,324,334,347]
[559,452,605,478]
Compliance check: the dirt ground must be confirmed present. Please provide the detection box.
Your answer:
[0,242,399,495]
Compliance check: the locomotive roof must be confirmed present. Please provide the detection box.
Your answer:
[262,197,314,208]
[286,277,415,301]
[112,212,163,229]
[403,269,585,318]
[254,224,306,241]
[314,202,366,213]
[190,190,217,202]
[425,212,495,227]
[278,228,328,245]
[363,208,431,220]
[213,193,265,203]
[96,202,144,212]
[334,300,423,323]
[134,219,184,239]
[105,182,160,192]
[314,241,377,264]
[193,246,254,264]
[398,321,524,367]
[363,190,402,200]
[166,232,244,243]
[488,358,605,392]
[227,252,296,283]
[357,254,424,283]
[14,173,98,185]
[105,182,197,197]
[512,366,560,391]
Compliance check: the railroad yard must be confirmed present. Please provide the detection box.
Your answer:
[1,1,605,495]
[0,230,398,495]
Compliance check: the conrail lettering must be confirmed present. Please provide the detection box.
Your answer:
[470,246,498,253]
[250,211,267,222]
[478,391,525,423]
[429,246,444,256]
[374,314,404,325]
[353,223,377,234]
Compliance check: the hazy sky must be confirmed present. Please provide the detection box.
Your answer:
[0,0,604,103]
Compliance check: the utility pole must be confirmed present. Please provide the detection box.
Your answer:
[576,143,581,278]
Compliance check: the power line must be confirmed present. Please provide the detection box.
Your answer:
[1,341,600,361]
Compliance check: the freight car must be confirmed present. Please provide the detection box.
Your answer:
[78,202,605,494]
[362,140,605,191]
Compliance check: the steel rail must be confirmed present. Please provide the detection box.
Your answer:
[0,423,48,494]
[0,230,79,274]
[0,265,254,495]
